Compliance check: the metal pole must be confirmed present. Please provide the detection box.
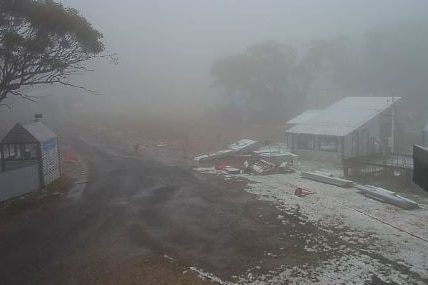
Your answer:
[0,144,4,172]
[391,97,395,153]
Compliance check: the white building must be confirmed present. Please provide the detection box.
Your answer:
[286,97,400,162]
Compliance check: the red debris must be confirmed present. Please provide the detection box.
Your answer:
[294,187,316,197]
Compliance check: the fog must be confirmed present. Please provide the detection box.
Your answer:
[3,3,428,283]
[2,0,428,123]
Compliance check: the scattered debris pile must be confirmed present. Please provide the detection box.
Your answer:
[194,139,262,162]
[194,139,298,175]
[247,159,277,175]
[253,144,297,165]
[194,139,420,210]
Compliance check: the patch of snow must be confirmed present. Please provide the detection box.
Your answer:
[237,172,428,284]
[189,267,235,285]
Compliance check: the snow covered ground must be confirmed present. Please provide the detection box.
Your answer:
[194,164,428,284]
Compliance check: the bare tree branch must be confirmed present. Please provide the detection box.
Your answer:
[0,0,115,106]
[58,81,102,96]
[10,90,37,102]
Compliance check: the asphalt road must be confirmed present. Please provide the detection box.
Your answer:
[0,137,298,284]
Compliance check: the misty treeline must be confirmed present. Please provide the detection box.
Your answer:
[210,21,428,123]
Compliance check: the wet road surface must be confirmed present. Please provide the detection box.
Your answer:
[0,137,303,284]
[1,136,422,284]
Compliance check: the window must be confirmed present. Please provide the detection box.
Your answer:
[2,144,18,159]
[319,136,338,152]
[24,144,38,159]
[1,144,38,160]
[298,134,314,150]
[1,145,8,158]
[7,144,15,158]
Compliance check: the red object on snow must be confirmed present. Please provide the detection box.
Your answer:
[65,149,72,163]
[294,187,316,197]
[215,161,229,170]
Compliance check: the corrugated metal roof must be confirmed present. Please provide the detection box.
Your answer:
[287,97,401,136]
[286,110,321,125]
[1,121,57,144]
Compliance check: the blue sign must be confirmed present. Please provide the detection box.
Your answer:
[43,139,56,152]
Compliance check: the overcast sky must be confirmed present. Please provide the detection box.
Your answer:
[56,0,428,107]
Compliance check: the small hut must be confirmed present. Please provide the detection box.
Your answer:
[1,121,60,187]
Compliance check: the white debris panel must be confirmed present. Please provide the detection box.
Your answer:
[301,171,354,187]
[194,139,262,162]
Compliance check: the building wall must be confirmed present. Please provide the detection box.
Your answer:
[40,138,60,185]
[343,117,382,159]
[292,147,343,162]
[0,164,40,202]
[3,160,38,172]
[288,133,343,162]
[287,116,383,162]
[343,134,354,159]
